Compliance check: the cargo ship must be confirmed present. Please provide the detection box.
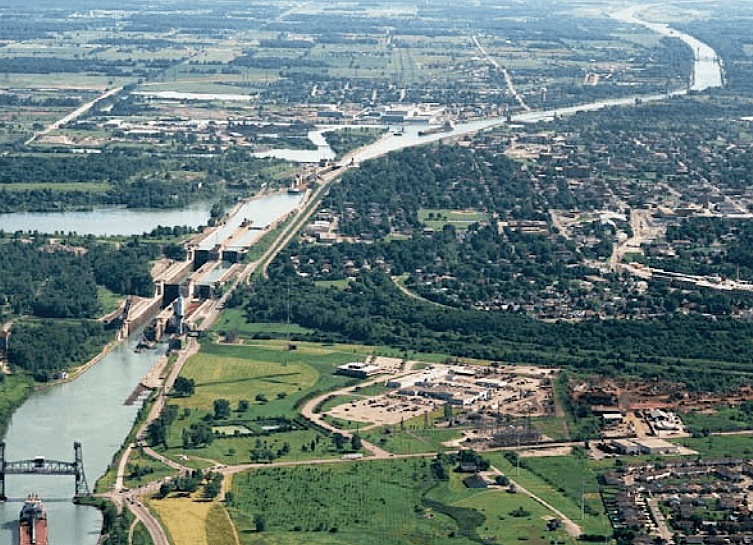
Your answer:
[19,494,48,545]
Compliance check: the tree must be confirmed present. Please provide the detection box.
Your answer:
[333,433,345,451]
[237,399,249,412]
[254,514,266,532]
[214,398,231,420]
[173,377,195,397]
[146,420,165,447]
[351,434,362,451]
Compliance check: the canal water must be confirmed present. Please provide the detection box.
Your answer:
[0,338,163,545]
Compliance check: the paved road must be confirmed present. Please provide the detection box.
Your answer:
[472,35,530,112]
[647,497,674,543]
[25,86,123,145]
[125,493,170,545]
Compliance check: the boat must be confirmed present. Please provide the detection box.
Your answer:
[19,494,48,545]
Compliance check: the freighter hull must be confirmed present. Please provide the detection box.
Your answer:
[19,494,48,545]
[19,518,48,545]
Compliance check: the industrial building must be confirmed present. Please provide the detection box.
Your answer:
[334,362,381,378]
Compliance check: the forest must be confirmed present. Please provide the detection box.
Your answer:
[0,235,159,377]
[7,319,112,380]
[0,149,290,212]
[243,269,753,392]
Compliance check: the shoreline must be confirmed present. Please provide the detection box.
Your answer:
[35,334,124,392]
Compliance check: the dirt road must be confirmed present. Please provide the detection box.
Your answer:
[489,465,582,537]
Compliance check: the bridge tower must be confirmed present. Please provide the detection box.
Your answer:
[74,441,89,497]
[0,441,5,501]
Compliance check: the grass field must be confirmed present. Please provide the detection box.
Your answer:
[211,313,315,339]
[670,433,753,458]
[149,497,237,545]
[0,182,111,192]
[228,457,580,545]
[316,394,362,414]
[0,375,32,439]
[362,427,462,454]
[679,406,753,434]
[98,286,125,316]
[124,447,177,489]
[418,208,488,232]
[158,340,375,464]
[132,520,156,545]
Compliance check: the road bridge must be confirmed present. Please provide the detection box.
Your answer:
[0,442,89,501]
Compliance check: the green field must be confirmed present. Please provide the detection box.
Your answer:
[315,394,362,414]
[680,406,753,434]
[210,313,314,339]
[670,433,753,458]
[0,375,32,439]
[98,286,125,316]
[156,341,374,464]
[485,453,612,536]
[418,208,489,232]
[228,457,580,545]
[0,182,111,192]
[362,427,462,454]
[124,447,178,489]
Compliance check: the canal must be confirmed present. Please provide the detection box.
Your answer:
[0,191,305,543]
[0,337,162,545]
[0,10,724,542]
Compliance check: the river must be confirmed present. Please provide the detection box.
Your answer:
[0,201,214,237]
[0,192,303,238]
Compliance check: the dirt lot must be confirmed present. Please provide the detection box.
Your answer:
[327,394,438,428]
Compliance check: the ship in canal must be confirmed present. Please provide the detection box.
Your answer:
[19,494,48,545]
